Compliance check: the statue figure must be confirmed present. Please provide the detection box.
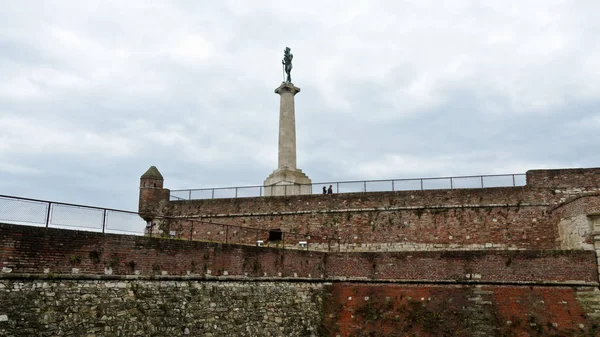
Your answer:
[282,47,293,83]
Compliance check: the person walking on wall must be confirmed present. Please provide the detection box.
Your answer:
[327,185,333,194]
[322,186,327,194]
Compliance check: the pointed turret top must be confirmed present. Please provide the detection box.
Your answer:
[141,166,163,180]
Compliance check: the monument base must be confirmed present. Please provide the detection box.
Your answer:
[263,168,312,196]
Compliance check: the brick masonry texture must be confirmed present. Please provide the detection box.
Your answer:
[2,221,600,336]
[321,283,600,337]
[1,168,599,336]
[526,168,600,189]
[1,223,597,283]
[145,168,600,252]
[157,188,559,250]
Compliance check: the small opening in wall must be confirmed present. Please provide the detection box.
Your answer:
[269,229,282,241]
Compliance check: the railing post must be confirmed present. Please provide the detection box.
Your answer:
[512,174,516,186]
[420,179,423,191]
[336,182,339,193]
[211,189,215,199]
[101,209,107,233]
[235,187,238,198]
[392,180,395,191]
[480,176,484,188]
[260,186,262,197]
[188,190,191,200]
[364,181,367,193]
[450,178,453,189]
[45,202,52,228]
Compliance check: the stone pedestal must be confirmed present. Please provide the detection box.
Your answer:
[264,168,312,196]
[264,82,312,196]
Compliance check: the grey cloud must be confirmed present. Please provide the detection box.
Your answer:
[1,0,599,213]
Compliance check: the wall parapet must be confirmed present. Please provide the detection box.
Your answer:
[1,223,597,285]
[526,167,600,189]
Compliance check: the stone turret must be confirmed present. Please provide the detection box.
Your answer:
[138,166,170,221]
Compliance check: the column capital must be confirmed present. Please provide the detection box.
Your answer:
[274,82,301,95]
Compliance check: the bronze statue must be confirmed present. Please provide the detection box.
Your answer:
[282,47,293,83]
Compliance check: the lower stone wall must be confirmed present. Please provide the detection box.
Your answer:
[0,279,324,337]
[2,278,600,337]
[322,283,600,337]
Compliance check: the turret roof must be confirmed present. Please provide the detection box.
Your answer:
[141,166,163,179]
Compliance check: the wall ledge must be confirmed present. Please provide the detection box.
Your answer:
[1,273,597,287]
[164,202,550,220]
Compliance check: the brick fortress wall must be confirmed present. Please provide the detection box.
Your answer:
[2,168,600,336]
[2,223,597,283]
[143,168,600,252]
[1,223,600,336]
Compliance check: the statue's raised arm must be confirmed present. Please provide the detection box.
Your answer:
[282,47,293,83]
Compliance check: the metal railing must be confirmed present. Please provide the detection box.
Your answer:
[0,194,146,235]
[170,173,527,201]
[0,194,336,251]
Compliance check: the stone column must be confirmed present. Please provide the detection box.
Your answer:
[264,82,312,196]
[276,83,299,170]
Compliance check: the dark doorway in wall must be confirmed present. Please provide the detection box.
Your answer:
[268,229,282,241]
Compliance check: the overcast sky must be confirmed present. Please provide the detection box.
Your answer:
[1,0,599,211]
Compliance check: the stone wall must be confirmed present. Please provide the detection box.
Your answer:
[550,193,600,250]
[0,279,324,337]
[2,278,600,337]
